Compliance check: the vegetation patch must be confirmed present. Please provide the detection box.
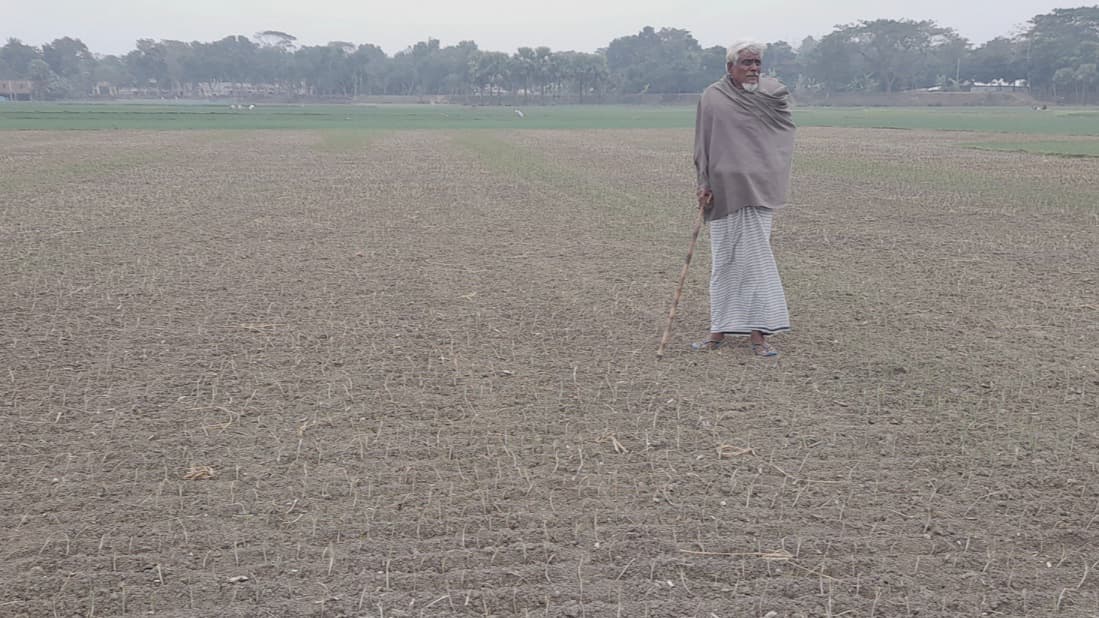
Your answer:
[7,104,1099,135]
[961,140,1099,158]
[793,107,1099,135]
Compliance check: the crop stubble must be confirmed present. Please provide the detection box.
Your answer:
[1,126,1097,616]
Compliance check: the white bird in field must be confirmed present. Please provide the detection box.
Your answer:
[514,109,524,118]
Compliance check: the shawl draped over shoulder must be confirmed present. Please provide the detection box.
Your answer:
[694,76,796,221]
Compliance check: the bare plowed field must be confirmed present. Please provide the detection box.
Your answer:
[2,127,1097,617]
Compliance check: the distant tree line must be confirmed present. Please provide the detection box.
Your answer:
[2,6,1098,103]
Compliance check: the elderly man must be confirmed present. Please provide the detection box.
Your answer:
[691,40,796,357]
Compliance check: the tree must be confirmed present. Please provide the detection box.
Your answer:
[16,9,1099,102]
[436,41,477,96]
[408,38,445,95]
[966,37,1026,84]
[699,45,727,86]
[925,30,970,90]
[797,36,818,58]
[212,35,260,84]
[253,31,298,92]
[1052,66,1077,99]
[848,19,955,92]
[1023,7,1099,95]
[1078,63,1099,104]
[350,43,387,96]
[294,43,354,96]
[126,39,167,90]
[470,50,509,103]
[92,55,131,91]
[606,26,703,93]
[806,19,960,93]
[1,38,41,79]
[255,31,297,51]
[254,43,295,88]
[804,29,863,92]
[512,47,538,102]
[534,46,556,101]
[557,51,609,102]
[159,40,191,95]
[764,41,799,86]
[27,58,66,99]
[385,48,416,95]
[42,37,95,95]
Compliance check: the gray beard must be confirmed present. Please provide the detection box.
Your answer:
[741,82,759,93]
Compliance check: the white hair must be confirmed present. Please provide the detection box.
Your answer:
[726,41,766,63]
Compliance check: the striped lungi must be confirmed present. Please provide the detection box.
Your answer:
[708,206,790,335]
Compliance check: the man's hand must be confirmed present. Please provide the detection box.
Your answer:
[697,188,714,210]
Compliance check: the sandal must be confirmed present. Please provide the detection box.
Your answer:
[691,339,727,351]
[751,342,778,357]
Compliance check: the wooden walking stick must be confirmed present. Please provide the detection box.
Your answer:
[656,198,709,358]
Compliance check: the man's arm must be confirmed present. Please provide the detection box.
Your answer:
[693,95,713,210]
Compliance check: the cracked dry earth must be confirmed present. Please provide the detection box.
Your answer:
[2,125,1098,617]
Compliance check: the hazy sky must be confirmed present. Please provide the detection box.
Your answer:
[5,0,1078,56]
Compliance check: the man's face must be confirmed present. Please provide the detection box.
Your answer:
[728,51,762,91]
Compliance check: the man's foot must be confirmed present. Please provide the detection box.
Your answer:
[691,338,727,351]
[751,342,778,357]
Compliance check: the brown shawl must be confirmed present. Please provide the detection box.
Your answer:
[694,75,796,222]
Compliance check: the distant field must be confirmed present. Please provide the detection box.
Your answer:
[0,103,688,130]
[797,106,1099,135]
[4,102,1099,138]
[961,139,1099,157]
